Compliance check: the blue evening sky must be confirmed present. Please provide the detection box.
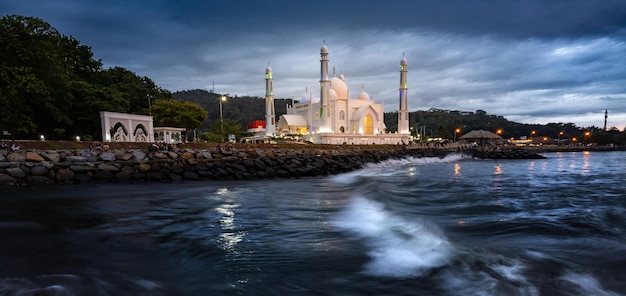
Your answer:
[3,0,626,129]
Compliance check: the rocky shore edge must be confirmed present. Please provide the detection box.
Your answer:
[0,145,571,186]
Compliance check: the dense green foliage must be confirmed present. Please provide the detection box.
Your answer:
[151,99,208,131]
[0,15,202,140]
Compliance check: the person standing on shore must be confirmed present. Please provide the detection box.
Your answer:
[10,141,20,152]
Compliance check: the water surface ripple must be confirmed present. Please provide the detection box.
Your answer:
[1,151,625,295]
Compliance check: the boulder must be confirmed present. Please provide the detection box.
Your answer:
[121,165,135,173]
[97,163,120,172]
[100,152,116,161]
[115,172,134,183]
[56,168,75,181]
[25,151,45,162]
[139,163,152,173]
[116,151,133,161]
[131,150,146,161]
[153,152,168,159]
[6,153,25,162]
[66,156,87,162]
[70,165,95,173]
[6,167,26,178]
[30,166,49,176]
[0,173,17,185]
[44,152,61,163]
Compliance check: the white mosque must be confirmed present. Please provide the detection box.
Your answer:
[262,43,410,145]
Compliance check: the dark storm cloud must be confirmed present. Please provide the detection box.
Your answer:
[2,0,626,128]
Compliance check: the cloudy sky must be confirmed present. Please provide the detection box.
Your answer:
[3,0,626,129]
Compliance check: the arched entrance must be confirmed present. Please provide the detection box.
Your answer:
[363,114,373,134]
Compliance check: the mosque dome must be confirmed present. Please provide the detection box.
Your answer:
[330,77,348,100]
[401,56,408,66]
[321,44,329,54]
[357,91,370,101]
[329,89,337,101]
[339,74,345,81]
[266,65,272,73]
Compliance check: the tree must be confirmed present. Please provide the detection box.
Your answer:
[0,15,106,139]
[199,119,250,143]
[0,66,45,138]
[0,15,67,138]
[151,99,208,131]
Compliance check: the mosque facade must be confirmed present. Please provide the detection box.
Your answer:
[265,43,410,145]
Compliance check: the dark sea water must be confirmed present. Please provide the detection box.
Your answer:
[1,151,625,296]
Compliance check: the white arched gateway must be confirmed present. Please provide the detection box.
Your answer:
[100,111,186,144]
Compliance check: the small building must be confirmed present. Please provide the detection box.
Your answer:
[247,119,266,134]
[100,111,185,143]
[154,127,186,144]
[100,111,154,142]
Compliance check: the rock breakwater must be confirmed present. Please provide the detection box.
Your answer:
[0,145,544,186]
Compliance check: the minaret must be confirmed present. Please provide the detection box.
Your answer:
[604,109,608,131]
[265,63,276,136]
[319,42,331,132]
[398,54,409,134]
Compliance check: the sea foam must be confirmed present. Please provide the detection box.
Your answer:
[332,196,454,278]
[330,153,467,185]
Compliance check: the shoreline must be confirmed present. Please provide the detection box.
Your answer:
[0,144,622,186]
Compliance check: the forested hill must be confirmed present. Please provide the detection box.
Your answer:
[172,89,293,130]
[173,89,625,144]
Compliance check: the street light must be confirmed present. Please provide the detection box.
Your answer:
[219,95,226,142]
[454,128,460,142]
[147,94,152,116]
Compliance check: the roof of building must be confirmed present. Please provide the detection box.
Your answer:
[247,119,266,130]
[279,115,308,127]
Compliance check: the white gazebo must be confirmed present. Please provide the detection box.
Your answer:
[154,127,186,144]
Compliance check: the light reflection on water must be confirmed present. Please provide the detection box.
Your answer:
[214,187,246,252]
